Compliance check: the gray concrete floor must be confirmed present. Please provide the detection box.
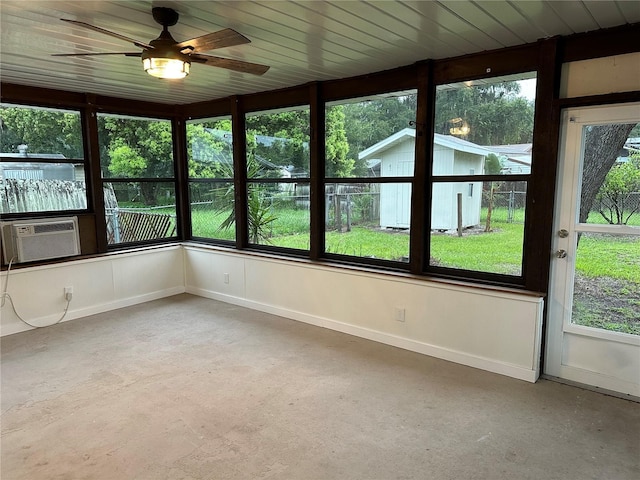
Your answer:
[1,294,639,480]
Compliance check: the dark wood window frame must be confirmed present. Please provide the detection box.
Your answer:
[95,112,180,250]
[0,103,89,219]
[0,24,637,299]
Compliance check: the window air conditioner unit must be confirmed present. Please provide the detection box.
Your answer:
[0,217,80,264]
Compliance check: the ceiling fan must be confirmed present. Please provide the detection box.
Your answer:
[53,7,270,79]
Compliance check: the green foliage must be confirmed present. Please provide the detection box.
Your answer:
[187,120,232,178]
[246,186,278,244]
[246,110,310,172]
[434,82,534,145]
[595,155,640,225]
[325,105,352,177]
[484,153,502,174]
[215,157,279,243]
[482,155,503,232]
[339,95,417,175]
[98,115,175,205]
[99,116,174,179]
[1,105,84,158]
[107,142,147,177]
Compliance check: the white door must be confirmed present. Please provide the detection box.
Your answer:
[546,103,640,397]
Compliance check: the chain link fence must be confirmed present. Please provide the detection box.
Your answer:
[481,182,527,224]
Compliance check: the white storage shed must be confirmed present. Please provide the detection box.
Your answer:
[359,128,489,230]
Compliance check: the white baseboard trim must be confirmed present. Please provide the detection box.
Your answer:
[1,286,185,337]
[186,286,539,383]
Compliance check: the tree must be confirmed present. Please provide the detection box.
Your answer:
[325,105,352,177]
[341,95,417,175]
[483,153,503,232]
[579,124,636,223]
[98,116,174,205]
[1,106,83,158]
[246,110,310,172]
[434,82,534,145]
[187,120,233,178]
[107,142,147,177]
[595,154,640,225]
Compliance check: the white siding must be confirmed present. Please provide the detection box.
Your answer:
[380,139,484,230]
[432,144,454,175]
[379,141,415,228]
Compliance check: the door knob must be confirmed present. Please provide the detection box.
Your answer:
[558,229,569,238]
[555,249,567,258]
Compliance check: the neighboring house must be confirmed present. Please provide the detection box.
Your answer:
[619,137,640,163]
[1,144,74,181]
[359,128,489,230]
[484,143,533,174]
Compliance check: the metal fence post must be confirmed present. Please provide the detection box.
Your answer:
[508,190,515,223]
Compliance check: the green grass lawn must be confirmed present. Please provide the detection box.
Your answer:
[576,233,639,282]
[430,223,523,275]
[188,205,637,280]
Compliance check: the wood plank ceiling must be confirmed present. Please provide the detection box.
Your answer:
[1,1,639,105]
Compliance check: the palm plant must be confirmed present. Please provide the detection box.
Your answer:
[215,157,278,244]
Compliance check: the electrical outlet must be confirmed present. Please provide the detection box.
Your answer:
[64,286,73,301]
[223,273,229,284]
[394,307,405,322]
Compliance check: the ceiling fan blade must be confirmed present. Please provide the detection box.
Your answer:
[191,54,270,75]
[176,28,250,53]
[61,19,153,50]
[52,52,141,57]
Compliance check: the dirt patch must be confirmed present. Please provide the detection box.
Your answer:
[572,273,640,335]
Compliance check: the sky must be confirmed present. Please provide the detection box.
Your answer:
[518,78,537,101]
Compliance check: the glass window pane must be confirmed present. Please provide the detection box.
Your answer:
[1,162,87,213]
[434,74,536,176]
[572,232,639,335]
[325,182,409,262]
[581,123,640,226]
[247,182,310,250]
[104,182,176,244]
[246,108,310,179]
[326,91,417,178]
[429,181,526,276]
[189,181,235,241]
[98,114,174,179]
[187,117,234,179]
[1,104,84,159]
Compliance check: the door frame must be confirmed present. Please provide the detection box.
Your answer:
[545,103,640,397]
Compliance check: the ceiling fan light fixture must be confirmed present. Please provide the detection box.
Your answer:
[142,51,190,79]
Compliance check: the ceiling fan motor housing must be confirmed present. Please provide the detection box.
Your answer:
[152,7,179,27]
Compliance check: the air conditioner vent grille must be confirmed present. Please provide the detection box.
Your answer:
[32,222,75,234]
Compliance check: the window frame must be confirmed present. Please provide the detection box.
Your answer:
[426,70,536,284]
[320,86,419,270]
[243,104,312,256]
[0,102,90,218]
[96,111,179,248]
[421,45,544,288]
[185,115,236,245]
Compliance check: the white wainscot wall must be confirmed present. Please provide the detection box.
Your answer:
[184,246,545,383]
[1,244,544,383]
[1,246,185,336]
